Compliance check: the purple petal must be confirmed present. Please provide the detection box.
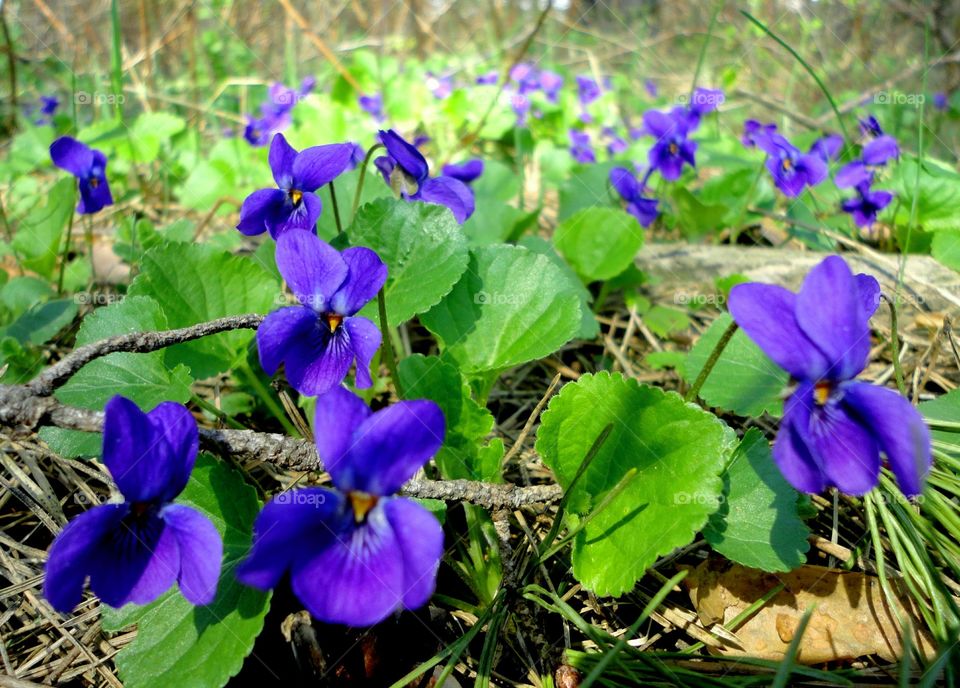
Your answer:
[808,400,880,495]
[795,256,871,380]
[841,382,931,497]
[774,385,827,493]
[835,162,873,189]
[379,130,428,181]
[330,247,387,316]
[728,283,828,380]
[269,133,298,187]
[415,176,475,223]
[610,167,639,200]
[237,488,345,590]
[101,396,198,504]
[796,153,827,187]
[441,159,484,184]
[89,513,179,608]
[162,504,222,605]
[293,143,356,192]
[44,504,126,613]
[641,110,673,138]
[291,504,405,626]
[275,230,348,312]
[237,188,286,236]
[856,273,881,320]
[284,328,354,396]
[77,176,113,215]
[862,135,899,166]
[810,133,843,161]
[256,306,318,376]
[383,498,443,609]
[50,136,94,177]
[336,400,445,495]
[343,316,381,389]
[269,191,322,237]
[314,386,372,474]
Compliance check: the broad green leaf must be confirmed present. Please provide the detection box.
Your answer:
[536,372,734,595]
[553,207,644,282]
[398,354,503,481]
[349,198,469,324]
[13,178,74,278]
[38,427,101,458]
[421,244,582,374]
[670,187,728,238]
[129,243,281,379]
[932,231,960,272]
[891,159,960,229]
[519,236,599,339]
[684,313,788,417]
[56,296,193,409]
[462,201,526,247]
[102,454,270,688]
[704,428,810,572]
[471,159,521,203]
[557,161,617,221]
[1,298,77,345]
[919,388,960,446]
[0,277,53,321]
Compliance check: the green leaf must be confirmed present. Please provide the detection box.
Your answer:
[0,277,53,321]
[397,354,503,481]
[553,207,645,282]
[535,372,734,595]
[38,427,102,458]
[471,159,521,203]
[348,199,469,324]
[13,178,74,278]
[1,298,77,345]
[932,231,960,272]
[704,429,810,572]
[461,201,526,247]
[919,388,960,446]
[102,454,270,688]
[670,187,728,238]
[557,161,617,221]
[421,244,582,375]
[519,236,599,339]
[129,243,280,378]
[55,296,193,410]
[684,313,788,417]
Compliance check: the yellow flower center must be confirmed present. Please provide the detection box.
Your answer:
[348,491,379,523]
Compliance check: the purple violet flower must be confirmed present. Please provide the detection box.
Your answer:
[237,386,445,626]
[641,108,697,181]
[857,115,899,165]
[752,130,827,197]
[602,126,628,157]
[742,119,777,147]
[257,230,385,396]
[686,87,724,127]
[50,137,114,214]
[32,95,59,125]
[538,71,564,103]
[237,133,355,238]
[609,167,659,228]
[728,256,930,496]
[644,79,658,98]
[841,183,894,227]
[359,93,385,122]
[476,71,499,86]
[934,92,948,111]
[511,93,531,126]
[810,133,844,162]
[426,72,454,100]
[442,159,484,185]
[569,129,596,164]
[375,129,475,223]
[44,396,222,613]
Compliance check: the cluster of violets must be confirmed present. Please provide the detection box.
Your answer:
[242,77,316,147]
[45,132,453,627]
[729,255,930,496]
[834,117,899,228]
[603,87,724,228]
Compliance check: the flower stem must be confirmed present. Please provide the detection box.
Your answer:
[377,289,403,398]
[352,142,384,216]
[729,161,765,244]
[883,293,908,396]
[237,364,300,438]
[328,179,344,237]
[57,207,76,296]
[685,320,738,403]
[84,214,95,286]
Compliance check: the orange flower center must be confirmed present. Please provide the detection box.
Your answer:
[348,491,379,523]
[814,381,832,406]
[323,313,343,333]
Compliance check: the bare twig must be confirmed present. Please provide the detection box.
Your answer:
[27,314,265,396]
[0,385,562,509]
